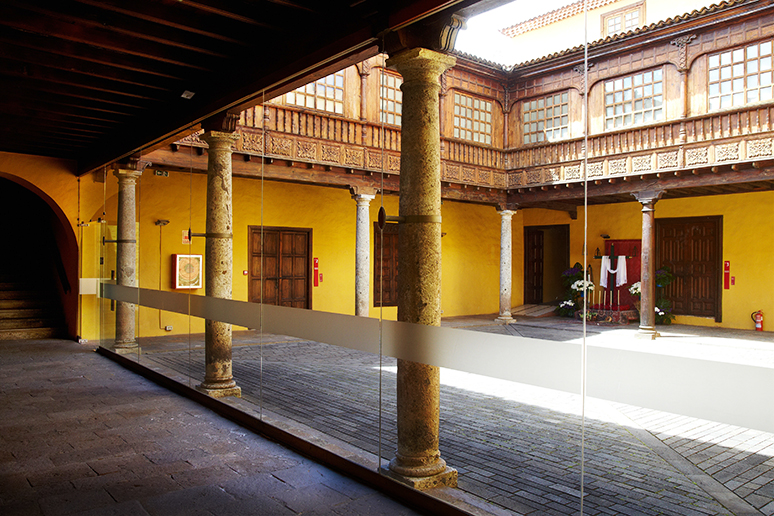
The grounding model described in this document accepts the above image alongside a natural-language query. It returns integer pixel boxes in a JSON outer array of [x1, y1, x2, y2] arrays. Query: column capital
[[112, 168, 144, 183], [386, 48, 456, 84], [497, 209, 515, 219], [351, 193, 375, 205], [633, 189, 665, 207], [201, 130, 240, 150]]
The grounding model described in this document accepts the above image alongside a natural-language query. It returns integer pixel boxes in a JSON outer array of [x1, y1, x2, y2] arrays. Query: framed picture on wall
[[174, 254, 202, 289]]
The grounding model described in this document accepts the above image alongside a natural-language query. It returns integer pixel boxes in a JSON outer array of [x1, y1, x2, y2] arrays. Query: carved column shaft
[[353, 193, 375, 317], [198, 130, 241, 397], [113, 169, 142, 351], [386, 47, 457, 488], [496, 210, 515, 322]]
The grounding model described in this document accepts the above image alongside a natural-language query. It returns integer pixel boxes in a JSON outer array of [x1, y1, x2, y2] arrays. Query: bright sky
[[455, 0, 574, 65]]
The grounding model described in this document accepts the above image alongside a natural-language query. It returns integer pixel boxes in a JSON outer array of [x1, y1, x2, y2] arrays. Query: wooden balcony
[[507, 104, 774, 189], [171, 103, 774, 204]]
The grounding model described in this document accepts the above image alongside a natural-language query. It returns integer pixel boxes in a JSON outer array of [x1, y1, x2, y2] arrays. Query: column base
[[636, 326, 660, 339], [381, 466, 458, 490], [195, 384, 242, 398], [495, 314, 515, 323], [113, 344, 140, 355]]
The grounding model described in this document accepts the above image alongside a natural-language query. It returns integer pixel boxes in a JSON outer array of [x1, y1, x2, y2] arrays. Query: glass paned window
[[380, 73, 402, 126], [604, 69, 663, 129], [709, 40, 774, 111], [453, 93, 493, 145], [286, 71, 345, 115], [603, 5, 642, 36], [522, 92, 570, 144]]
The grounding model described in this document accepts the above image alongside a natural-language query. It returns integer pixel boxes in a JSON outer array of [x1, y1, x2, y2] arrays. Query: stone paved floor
[[0, 339, 427, 516], [138, 318, 774, 516]]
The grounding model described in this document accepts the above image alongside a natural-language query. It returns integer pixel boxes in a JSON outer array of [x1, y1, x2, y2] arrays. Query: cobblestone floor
[[142, 320, 774, 516]]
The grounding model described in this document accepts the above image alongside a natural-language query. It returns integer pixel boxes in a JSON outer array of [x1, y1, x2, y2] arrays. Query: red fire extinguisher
[[751, 310, 763, 331]]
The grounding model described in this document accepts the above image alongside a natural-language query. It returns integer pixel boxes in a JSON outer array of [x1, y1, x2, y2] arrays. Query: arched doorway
[[0, 177, 78, 340]]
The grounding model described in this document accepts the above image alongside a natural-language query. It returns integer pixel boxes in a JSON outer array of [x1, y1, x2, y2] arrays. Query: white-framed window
[[286, 71, 344, 114], [453, 93, 493, 144], [522, 92, 570, 144], [709, 40, 774, 111], [380, 72, 402, 126], [604, 69, 663, 129], [602, 3, 643, 36]]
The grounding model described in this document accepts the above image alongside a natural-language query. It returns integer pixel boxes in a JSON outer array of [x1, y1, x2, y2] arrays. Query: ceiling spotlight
[[181, 90, 195, 99]]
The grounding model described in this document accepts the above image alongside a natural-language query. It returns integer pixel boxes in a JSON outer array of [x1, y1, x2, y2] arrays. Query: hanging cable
[[581, 0, 590, 513]]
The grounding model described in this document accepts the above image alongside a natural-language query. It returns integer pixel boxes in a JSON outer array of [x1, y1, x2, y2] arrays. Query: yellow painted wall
[[567, 193, 774, 330], [440, 201, 501, 317]]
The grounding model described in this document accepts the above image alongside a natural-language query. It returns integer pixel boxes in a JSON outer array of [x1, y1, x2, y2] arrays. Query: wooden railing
[[507, 104, 774, 170], [241, 104, 401, 152]]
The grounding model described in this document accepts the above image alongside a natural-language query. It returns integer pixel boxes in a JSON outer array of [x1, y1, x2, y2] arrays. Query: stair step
[[0, 298, 55, 310], [0, 308, 54, 320], [0, 318, 62, 330], [0, 290, 48, 300], [0, 327, 65, 341]]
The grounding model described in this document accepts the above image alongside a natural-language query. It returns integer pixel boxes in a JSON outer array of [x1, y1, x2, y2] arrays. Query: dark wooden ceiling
[[0, 0, 474, 175]]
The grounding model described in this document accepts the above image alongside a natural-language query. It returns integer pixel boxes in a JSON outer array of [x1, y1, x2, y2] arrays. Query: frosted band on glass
[[102, 284, 774, 434]]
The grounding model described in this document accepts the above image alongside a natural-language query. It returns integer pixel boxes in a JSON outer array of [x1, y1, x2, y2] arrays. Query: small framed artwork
[[174, 254, 202, 289]]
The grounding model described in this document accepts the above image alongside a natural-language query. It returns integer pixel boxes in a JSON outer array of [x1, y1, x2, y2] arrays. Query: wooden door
[[374, 222, 399, 307], [524, 228, 544, 304], [656, 217, 722, 321], [249, 226, 312, 309]]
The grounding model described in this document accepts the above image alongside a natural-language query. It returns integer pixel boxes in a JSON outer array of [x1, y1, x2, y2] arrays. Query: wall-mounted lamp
[[155, 219, 170, 226], [600, 234, 610, 239]]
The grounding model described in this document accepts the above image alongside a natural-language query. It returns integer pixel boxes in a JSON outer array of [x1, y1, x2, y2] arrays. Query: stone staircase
[[0, 275, 65, 340]]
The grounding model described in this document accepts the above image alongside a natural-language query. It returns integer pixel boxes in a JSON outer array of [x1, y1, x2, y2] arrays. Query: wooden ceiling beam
[[6, 1, 238, 59], [0, 5, 216, 71], [0, 58, 169, 99], [71, 0, 257, 44], [0, 30, 190, 81]]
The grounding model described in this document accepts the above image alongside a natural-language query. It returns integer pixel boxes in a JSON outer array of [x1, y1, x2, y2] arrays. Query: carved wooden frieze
[[242, 132, 264, 153], [564, 164, 582, 180], [270, 136, 293, 157], [477, 170, 492, 185], [685, 147, 709, 166], [367, 150, 383, 170], [526, 169, 542, 184], [609, 158, 627, 175], [587, 162, 604, 178], [178, 130, 206, 147], [547, 168, 560, 182], [462, 167, 476, 183], [444, 164, 461, 181], [345, 148, 364, 167], [296, 140, 317, 160], [657, 151, 678, 169], [632, 155, 652, 173], [493, 172, 507, 188], [715, 142, 739, 162], [747, 138, 773, 158], [509, 171, 525, 187], [321, 144, 341, 163], [388, 155, 401, 172]]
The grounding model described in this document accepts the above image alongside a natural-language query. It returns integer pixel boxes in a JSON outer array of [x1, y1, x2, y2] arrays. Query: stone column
[[197, 130, 241, 398], [113, 168, 142, 353], [386, 47, 457, 490], [633, 190, 664, 339], [352, 191, 375, 317], [496, 209, 515, 323]]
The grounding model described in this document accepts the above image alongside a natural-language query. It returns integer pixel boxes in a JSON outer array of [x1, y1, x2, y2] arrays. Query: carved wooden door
[[524, 228, 544, 304], [249, 227, 311, 309], [656, 217, 721, 321]]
